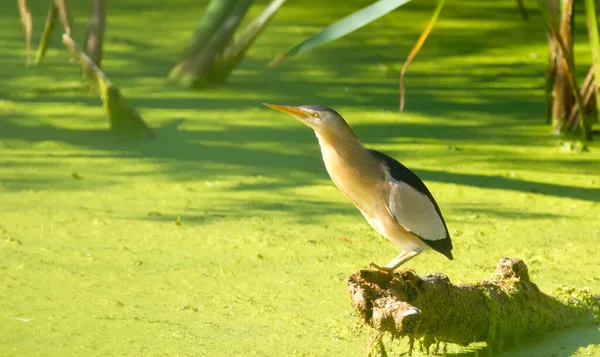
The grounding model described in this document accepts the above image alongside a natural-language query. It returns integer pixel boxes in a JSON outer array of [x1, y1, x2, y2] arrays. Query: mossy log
[[98, 79, 155, 140], [347, 257, 599, 356]]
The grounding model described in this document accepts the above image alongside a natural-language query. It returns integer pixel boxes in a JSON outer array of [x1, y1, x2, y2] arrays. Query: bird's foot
[[369, 261, 396, 273], [369, 262, 411, 291]]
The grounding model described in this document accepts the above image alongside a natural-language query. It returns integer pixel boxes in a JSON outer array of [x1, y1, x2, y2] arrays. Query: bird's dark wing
[[367, 149, 453, 260]]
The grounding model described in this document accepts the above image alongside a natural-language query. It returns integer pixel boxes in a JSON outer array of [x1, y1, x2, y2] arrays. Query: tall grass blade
[[18, 0, 33, 65], [400, 0, 446, 111], [567, 64, 596, 124], [536, 0, 589, 137], [82, 0, 107, 85], [270, 0, 412, 66], [54, 0, 77, 63], [584, 0, 600, 117]]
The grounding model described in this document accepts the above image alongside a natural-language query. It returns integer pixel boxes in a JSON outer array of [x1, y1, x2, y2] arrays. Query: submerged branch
[[62, 34, 110, 83], [537, 0, 589, 136], [35, 3, 59, 65], [62, 34, 155, 140]]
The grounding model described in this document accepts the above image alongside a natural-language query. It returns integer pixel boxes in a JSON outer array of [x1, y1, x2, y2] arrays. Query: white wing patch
[[384, 170, 447, 241]]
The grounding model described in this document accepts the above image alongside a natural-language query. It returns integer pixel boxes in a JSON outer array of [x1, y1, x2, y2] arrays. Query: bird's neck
[[315, 130, 365, 164], [314, 130, 383, 205]]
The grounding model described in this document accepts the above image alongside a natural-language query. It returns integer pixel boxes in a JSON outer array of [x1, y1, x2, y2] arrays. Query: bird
[[263, 103, 453, 272]]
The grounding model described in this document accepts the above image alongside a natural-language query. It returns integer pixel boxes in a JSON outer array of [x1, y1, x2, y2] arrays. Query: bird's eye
[[311, 112, 320, 119]]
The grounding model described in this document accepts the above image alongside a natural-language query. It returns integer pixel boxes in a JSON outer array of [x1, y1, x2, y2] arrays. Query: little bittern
[[264, 103, 453, 272]]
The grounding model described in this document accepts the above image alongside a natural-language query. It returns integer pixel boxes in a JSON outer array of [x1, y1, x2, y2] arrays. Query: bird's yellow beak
[[263, 103, 307, 119]]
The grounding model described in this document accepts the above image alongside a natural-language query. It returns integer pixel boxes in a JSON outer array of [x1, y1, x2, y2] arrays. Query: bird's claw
[[369, 262, 409, 291], [369, 261, 395, 273]]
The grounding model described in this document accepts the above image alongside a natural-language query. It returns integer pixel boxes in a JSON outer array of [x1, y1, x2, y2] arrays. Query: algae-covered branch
[[347, 257, 599, 355]]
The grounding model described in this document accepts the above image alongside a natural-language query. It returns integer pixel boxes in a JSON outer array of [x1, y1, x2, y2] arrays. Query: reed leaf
[[270, 0, 412, 66]]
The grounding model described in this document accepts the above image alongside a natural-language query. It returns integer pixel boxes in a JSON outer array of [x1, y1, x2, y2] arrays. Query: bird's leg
[[369, 248, 422, 273], [369, 251, 408, 272], [386, 248, 422, 270]]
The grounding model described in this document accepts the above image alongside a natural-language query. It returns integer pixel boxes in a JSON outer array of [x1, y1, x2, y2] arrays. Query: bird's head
[[263, 103, 353, 139]]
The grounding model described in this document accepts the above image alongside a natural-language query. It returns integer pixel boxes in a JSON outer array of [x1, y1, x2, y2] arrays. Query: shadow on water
[[443, 326, 600, 357], [133, 197, 360, 227], [1, 107, 599, 203], [415, 169, 600, 203]]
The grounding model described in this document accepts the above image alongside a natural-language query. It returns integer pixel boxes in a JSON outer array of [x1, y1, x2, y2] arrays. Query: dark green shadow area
[[416, 169, 600, 203], [441, 326, 600, 357], [135, 198, 360, 226], [2, 106, 598, 203]]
